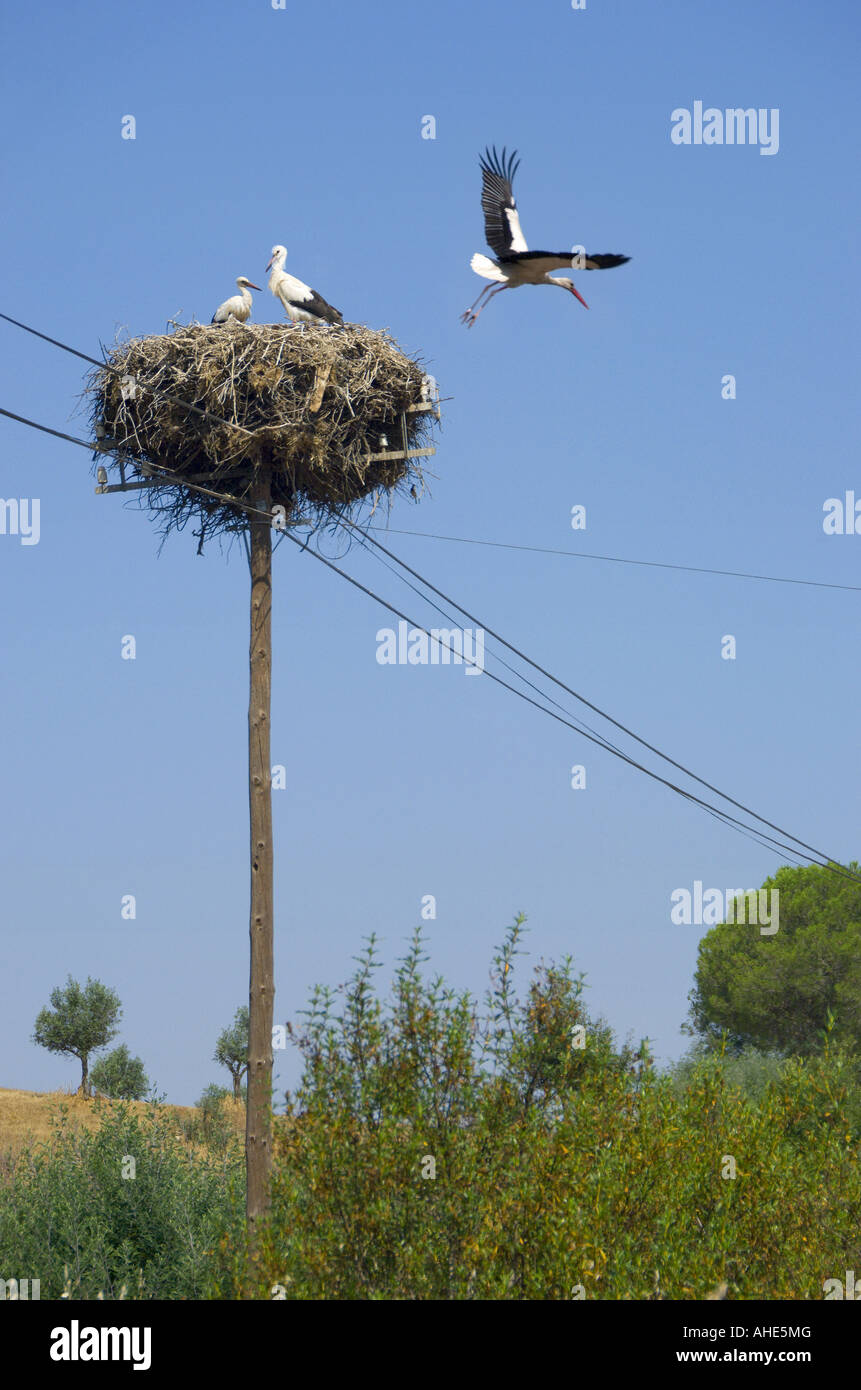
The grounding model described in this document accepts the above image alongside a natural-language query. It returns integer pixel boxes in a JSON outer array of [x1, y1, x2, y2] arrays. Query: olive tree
[[33, 975, 122, 1096], [214, 1006, 249, 1101]]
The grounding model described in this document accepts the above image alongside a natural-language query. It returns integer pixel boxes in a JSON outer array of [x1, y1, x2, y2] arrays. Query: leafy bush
[[207, 919, 861, 1299], [91, 1045, 150, 1101], [0, 1099, 243, 1299], [667, 1043, 787, 1102], [175, 1084, 241, 1154], [7, 917, 860, 1300]]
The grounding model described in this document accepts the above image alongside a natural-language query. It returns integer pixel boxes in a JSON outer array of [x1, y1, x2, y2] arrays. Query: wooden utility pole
[[89, 335, 439, 1287], [246, 477, 274, 1255]]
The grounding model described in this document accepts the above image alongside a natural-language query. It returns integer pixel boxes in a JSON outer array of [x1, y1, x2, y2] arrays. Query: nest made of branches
[[86, 322, 439, 546]]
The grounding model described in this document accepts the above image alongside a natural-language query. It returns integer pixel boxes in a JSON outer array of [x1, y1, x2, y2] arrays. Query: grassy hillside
[[0, 1085, 245, 1161]]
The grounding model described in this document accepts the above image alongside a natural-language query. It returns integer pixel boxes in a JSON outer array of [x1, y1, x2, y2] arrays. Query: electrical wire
[[367, 525, 861, 595], [0, 311, 252, 436], [349, 530, 829, 873], [348, 520, 848, 874], [0, 404, 274, 524], [2, 317, 856, 885], [8, 312, 853, 594], [351, 526, 630, 760], [282, 528, 858, 881]]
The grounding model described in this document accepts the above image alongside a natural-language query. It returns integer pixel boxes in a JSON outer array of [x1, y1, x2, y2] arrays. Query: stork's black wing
[[579, 253, 631, 270], [478, 146, 527, 256], [301, 289, 343, 324]]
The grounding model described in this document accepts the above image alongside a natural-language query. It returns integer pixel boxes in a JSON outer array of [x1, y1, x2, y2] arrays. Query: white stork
[[266, 246, 343, 326], [461, 147, 630, 327], [211, 277, 262, 325]]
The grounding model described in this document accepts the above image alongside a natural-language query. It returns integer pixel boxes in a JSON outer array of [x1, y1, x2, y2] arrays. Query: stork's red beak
[[265, 258, 273, 272], [571, 284, 589, 309], [248, 282, 262, 291]]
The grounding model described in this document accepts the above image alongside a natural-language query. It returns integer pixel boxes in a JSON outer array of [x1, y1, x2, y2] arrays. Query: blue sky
[[1, 0, 859, 1105]]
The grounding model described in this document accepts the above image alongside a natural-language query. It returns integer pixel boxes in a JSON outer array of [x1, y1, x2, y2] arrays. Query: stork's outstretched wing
[[511, 250, 632, 275], [479, 146, 528, 256], [578, 253, 631, 270]]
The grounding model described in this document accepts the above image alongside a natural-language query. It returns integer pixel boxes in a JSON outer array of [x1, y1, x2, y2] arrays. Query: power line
[[6, 313, 852, 598], [0, 403, 274, 525], [347, 520, 852, 877], [0, 397, 630, 766], [349, 531, 835, 873], [352, 527, 633, 761], [0, 405, 102, 452], [284, 528, 858, 880], [0, 311, 252, 437], [3, 335, 856, 884], [3, 394, 854, 880], [368, 526, 861, 595], [7, 309, 850, 592]]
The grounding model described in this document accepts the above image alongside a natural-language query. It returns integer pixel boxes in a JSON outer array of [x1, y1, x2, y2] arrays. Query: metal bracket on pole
[[362, 404, 439, 465]]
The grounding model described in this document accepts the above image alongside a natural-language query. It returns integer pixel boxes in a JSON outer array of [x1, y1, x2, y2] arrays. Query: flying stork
[[266, 246, 343, 326], [461, 147, 630, 327], [211, 277, 262, 325]]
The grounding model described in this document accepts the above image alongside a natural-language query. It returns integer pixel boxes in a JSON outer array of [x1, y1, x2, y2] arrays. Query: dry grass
[[0, 1086, 245, 1163], [86, 321, 439, 547]]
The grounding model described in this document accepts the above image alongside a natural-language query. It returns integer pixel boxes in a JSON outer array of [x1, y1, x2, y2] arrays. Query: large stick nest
[[86, 322, 439, 547]]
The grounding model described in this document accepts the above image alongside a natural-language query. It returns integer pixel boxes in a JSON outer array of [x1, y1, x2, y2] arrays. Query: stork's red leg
[[463, 284, 507, 328], [460, 281, 500, 324]]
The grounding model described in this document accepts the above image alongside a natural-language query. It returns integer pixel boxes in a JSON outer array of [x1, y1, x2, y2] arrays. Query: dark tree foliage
[[685, 862, 861, 1056]]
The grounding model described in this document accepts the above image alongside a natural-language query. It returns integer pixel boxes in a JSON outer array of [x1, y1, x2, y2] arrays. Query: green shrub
[[91, 1045, 150, 1101], [205, 919, 861, 1299], [7, 917, 860, 1300], [0, 1099, 243, 1299], [667, 1043, 786, 1101]]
